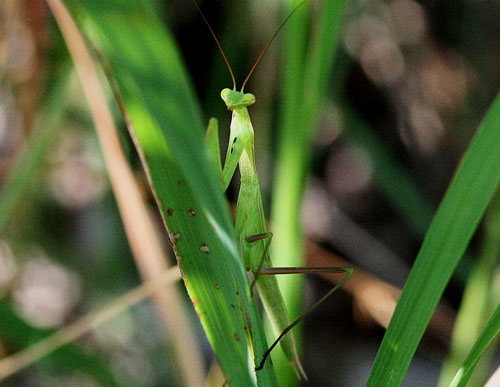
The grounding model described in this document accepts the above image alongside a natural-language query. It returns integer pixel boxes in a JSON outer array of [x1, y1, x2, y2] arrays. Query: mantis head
[[221, 88, 256, 110], [194, 0, 304, 109]]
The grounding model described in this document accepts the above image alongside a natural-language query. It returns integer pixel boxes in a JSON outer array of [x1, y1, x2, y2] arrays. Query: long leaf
[[271, 0, 347, 382], [63, 1, 276, 385], [367, 91, 500, 385]]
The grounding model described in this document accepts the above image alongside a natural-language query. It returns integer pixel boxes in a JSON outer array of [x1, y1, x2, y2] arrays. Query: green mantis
[[197, 0, 353, 380]]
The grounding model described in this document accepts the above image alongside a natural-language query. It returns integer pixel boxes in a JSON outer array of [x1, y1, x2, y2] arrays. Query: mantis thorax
[[221, 88, 255, 110]]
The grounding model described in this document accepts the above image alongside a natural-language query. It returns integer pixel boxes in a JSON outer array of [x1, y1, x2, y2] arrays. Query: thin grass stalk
[[271, 0, 346, 383], [46, 1, 205, 385], [0, 266, 181, 379], [449, 302, 500, 386], [269, 0, 309, 382]]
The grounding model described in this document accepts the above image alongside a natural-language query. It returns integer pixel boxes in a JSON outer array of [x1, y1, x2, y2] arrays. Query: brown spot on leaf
[[188, 209, 196, 217], [234, 333, 240, 341], [199, 244, 210, 254], [166, 208, 174, 216]]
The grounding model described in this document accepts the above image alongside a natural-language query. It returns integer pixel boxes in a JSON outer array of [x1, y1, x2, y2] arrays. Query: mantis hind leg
[[253, 265, 353, 372], [245, 232, 273, 291]]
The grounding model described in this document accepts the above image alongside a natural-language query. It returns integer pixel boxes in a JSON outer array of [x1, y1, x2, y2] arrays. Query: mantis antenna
[[241, 1, 305, 91], [193, 0, 305, 91], [192, 0, 237, 90]]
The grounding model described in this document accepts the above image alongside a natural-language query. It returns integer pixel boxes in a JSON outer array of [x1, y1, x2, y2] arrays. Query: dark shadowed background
[[1, 0, 500, 386]]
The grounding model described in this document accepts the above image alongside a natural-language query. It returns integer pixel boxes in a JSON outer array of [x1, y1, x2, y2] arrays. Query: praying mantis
[[195, 1, 353, 379]]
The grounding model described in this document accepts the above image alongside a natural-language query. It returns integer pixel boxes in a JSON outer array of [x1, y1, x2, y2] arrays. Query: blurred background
[[0, 0, 500, 386]]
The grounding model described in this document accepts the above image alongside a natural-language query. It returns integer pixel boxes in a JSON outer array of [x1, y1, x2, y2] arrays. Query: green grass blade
[[367, 91, 500, 386], [449, 302, 500, 387], [268, 0, 308, 382], [63, 1, 275, 385], [271, 0, 346, 382]]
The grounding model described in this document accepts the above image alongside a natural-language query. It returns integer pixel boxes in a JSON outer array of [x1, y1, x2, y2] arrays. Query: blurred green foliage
[[0, 0, 500, 386]]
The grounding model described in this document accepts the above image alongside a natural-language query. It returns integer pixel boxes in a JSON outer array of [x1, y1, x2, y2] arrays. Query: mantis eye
[[242, 93, 256, 106], [220, 88, 232, 102]]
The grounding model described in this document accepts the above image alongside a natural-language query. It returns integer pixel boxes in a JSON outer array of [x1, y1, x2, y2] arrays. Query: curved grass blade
[[47, 1, 205, 383], [367, 91, 500, 385], [438, 192, 500, 386], [449, 302, 500, 387], [271, 0, 347, 382], [62, 1, 275, 385]]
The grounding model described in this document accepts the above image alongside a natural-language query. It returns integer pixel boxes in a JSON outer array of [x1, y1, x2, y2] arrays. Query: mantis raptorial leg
[[194, 0, 353, 379]]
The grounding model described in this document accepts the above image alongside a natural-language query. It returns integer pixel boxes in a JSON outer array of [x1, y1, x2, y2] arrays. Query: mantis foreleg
[[205, 118, 224, 190]]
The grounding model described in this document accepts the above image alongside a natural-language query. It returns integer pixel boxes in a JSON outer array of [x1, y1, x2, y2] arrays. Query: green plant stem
[[271, 0, 346, 383], [449, 301, 500, 387], [269, 0, 308, 381]]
